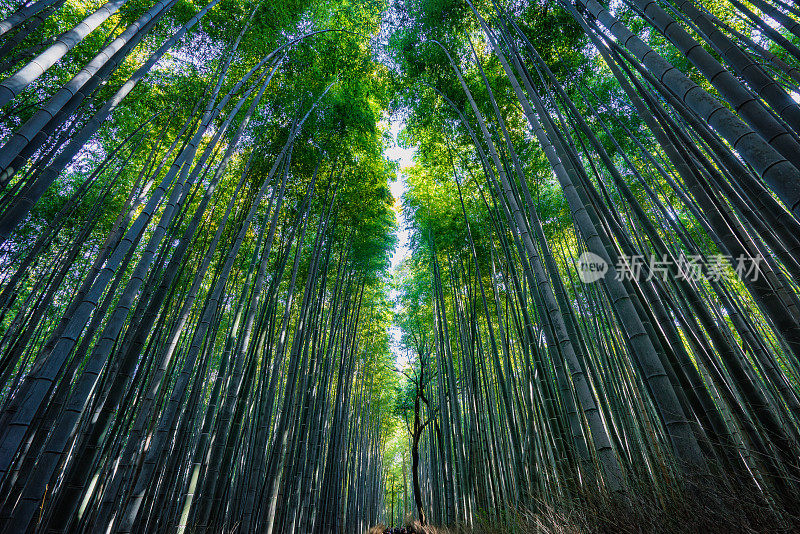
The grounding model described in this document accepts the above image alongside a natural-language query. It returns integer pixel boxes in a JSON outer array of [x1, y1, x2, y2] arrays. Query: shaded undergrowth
[[371, 473, 800, 534]]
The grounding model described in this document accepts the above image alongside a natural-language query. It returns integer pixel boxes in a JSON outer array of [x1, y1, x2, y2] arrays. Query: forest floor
[[367, 492, 800, 534]]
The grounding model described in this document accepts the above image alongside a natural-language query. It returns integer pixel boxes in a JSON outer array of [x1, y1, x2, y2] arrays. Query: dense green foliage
[[1, 0, 800, 531]]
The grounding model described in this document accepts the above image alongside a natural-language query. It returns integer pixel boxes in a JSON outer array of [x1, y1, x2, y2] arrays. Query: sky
[[385, 120, 414, 271], [384, 119, 415, 368]]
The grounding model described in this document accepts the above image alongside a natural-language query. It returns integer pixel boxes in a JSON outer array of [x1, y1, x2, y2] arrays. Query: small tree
[[399, 355, 437, 526], [394, 257, 439, 526]]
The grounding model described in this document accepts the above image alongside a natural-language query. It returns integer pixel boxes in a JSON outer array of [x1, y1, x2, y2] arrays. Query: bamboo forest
[[6, 0, 800, 531]]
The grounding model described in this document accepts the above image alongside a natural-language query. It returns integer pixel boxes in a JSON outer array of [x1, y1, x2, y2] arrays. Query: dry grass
[[487, 480, 800, 533], [370, 474, 800, 534]]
